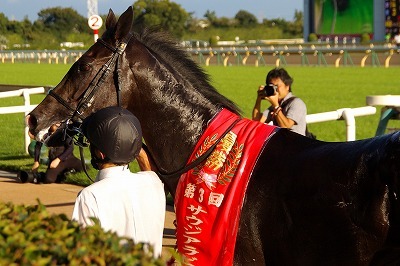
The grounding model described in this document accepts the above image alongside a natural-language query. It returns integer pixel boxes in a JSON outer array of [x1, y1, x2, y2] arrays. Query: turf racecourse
[[1, 63, 400, 178]]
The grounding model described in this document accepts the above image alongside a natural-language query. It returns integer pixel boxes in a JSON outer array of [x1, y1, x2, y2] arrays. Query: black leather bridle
[[46, 34, 133, 182]]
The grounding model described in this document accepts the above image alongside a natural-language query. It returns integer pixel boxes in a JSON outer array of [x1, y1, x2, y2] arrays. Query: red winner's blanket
[[175, 108, 277, 265]]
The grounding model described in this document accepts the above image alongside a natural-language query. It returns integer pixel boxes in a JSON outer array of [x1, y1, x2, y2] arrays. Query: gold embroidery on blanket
[[194, 133, 218, 159], [218, 141, 243, 185], [192, 131, 243, 190]]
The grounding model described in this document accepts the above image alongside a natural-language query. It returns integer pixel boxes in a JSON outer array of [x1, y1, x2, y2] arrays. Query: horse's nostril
[[26, 114, 37, 130]]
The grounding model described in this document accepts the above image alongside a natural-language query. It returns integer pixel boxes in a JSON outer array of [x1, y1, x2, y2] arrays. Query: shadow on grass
[[0, 154, 33, 173], [0, 154, 30, 160]]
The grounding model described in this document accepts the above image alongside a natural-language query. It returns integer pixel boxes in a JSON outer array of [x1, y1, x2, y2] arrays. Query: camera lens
[[264, 84, 276, 97]]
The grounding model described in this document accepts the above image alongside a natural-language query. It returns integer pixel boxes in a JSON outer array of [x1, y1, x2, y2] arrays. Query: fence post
[[23, 90, 32, 153], [341, 108, 356, 141]]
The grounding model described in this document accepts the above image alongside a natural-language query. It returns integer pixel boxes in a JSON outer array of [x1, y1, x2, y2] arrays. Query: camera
[[262, 84, 277, 97]]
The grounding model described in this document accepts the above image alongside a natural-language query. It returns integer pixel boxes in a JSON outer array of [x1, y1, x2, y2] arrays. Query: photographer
[[31, 124, 83, 183], [252, 67, 307, 136]]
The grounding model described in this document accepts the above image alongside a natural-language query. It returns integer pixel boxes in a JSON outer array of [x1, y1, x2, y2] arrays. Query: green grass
[[0, 63, 72, 87], [1, 63, 400, 186]]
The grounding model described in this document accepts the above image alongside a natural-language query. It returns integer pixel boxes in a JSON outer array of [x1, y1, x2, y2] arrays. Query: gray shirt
[[263, 92, 307, 136]]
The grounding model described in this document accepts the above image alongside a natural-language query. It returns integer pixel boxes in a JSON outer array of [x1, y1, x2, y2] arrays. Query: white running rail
[[0, 87, 45, 153], [306, 106, 377, 141]]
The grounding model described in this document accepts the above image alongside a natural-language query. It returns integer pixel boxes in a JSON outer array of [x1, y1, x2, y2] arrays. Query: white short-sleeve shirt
[[72, 166, 166, 257]]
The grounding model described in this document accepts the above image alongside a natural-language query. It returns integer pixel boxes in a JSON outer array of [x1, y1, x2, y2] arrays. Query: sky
[[2, 0, 303, 22]]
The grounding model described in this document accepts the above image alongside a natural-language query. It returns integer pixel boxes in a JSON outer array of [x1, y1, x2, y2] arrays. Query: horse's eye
[[79, 63, 91, 72]]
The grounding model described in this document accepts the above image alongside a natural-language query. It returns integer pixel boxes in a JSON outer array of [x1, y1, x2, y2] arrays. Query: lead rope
[[142, 118, 242, 194], [79, 145, 94, 183]]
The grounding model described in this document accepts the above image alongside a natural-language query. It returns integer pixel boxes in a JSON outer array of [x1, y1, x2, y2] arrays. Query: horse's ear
[[114, 6, 133, 41], [105, 9, 117, 30]]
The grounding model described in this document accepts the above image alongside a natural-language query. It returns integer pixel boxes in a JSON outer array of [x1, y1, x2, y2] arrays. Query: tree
[[21, 17, 34, 41], [263, 10, 303, 38], [263, 18, 289, 31], [204, 10, 218, 25], [235, 10, 258, 27], [287, 10, 303, 37], [6, 20, 24, 35], [0, 13, 9, 33], [37, 7, 88, 39], [0, 35, 8, 49], [132, 0, 189, 38], [204, 10, 236, 28]]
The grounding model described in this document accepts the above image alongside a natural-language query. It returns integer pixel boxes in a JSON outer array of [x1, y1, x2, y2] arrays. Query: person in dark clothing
[[31, 124, 83, 183]]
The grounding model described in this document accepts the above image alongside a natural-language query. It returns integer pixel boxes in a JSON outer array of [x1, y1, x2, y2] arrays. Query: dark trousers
[[44, 156, 83, 183]]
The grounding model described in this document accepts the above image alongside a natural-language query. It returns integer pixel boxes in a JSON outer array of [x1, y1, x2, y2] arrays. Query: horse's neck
[[127, 44, 222, 193], [136, 67, 219, 186], [145, 104, 216, 196]]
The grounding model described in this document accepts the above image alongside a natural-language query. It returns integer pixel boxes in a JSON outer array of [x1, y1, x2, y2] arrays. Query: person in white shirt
[[72, 106, 165, 257]]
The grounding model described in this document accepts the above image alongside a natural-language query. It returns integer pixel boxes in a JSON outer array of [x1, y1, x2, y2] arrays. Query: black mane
[[132, 27, 241, 115]]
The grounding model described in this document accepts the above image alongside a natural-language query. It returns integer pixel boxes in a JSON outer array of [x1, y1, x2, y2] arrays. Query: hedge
[[0, 200, 168, 265]]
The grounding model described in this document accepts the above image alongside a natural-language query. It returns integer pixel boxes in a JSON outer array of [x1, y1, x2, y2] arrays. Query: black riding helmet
[[81, 106, 142, 165]]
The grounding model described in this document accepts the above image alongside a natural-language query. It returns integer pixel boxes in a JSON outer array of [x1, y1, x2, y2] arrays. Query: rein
[[157, 118, 241, 180], [151, 116, 241, 195]]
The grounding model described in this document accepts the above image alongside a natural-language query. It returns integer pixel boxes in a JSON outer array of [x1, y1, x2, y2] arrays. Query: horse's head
[[27, 7, 135, 143], [27, 5, 241, 193]]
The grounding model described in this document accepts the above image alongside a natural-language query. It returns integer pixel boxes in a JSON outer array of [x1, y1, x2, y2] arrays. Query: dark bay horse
[[27, 7, 400, 265]]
